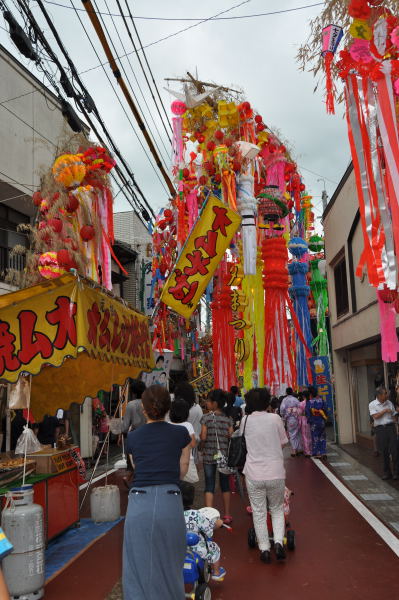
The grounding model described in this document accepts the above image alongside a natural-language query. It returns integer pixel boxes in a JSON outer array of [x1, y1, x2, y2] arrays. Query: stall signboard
[[161, 196, 241, 319], [0, 274, 154, 384], [309, 356, 334, 421], [142, 350, 173, 388]]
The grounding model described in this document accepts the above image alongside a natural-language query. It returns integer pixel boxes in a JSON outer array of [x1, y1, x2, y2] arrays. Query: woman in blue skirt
[[123, 385, 191, 600], [306, 385, 328, 459]]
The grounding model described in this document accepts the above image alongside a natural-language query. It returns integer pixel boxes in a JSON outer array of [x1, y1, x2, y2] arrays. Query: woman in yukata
[[306, 385, 328, 459], [279, 388, 302, 457]]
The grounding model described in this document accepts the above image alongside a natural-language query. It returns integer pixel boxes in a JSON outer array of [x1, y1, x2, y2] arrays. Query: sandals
[[223, 515, 233, 525], [211, 567, 227, 581]]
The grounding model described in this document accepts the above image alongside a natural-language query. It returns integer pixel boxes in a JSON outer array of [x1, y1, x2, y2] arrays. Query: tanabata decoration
[[149, 75, 315, 387], [309, 258, 329, 357], [321, 24, 344, 113], [26, 139, 117, 290], [288, 238, 312, 387]]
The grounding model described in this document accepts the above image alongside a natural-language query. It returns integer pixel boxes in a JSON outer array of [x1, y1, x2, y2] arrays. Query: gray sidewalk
[[325, 443, 399, 536]]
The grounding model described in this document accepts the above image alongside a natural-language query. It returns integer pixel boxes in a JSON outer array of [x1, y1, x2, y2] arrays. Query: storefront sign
[[309, 356, 334, 421], [161, 196, 241, 319], [0, 274, 154, 383]]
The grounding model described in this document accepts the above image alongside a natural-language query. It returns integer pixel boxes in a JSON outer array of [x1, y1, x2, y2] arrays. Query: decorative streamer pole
[[309, 259, 329, 357], [237, 172, 258, 275], [288, 238, 312, 387]]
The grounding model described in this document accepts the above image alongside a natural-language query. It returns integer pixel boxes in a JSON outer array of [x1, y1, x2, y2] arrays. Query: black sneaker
[[382, 473, 392, 480], [274, 543, 286, 560], [260, 550, 271, 563]]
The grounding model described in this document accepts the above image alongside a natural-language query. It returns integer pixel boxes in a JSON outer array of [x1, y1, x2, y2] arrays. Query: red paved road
[[46, 459, 399, 599]]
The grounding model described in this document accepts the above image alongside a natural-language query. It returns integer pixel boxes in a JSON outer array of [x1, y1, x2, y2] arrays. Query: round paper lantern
[[171, 100, 186, 116], [308, 235, 324, 253], [47, 218, 63, 234], [80, 224, 95, 241], [38, 251, 66, 279], [52, 154, 86, 188], [57, 249, 77, 271], [32, 191, 42, 207], [66, 193, 79, 213], [288, 237, 308, 258], [378, 286, 398, 304]]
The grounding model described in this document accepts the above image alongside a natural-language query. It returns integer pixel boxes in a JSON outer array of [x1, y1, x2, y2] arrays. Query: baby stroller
[[247, 487, 295, 551], [183, 531, 212, 600]]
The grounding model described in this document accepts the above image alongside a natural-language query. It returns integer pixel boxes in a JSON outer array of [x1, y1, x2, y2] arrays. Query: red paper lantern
[[182, 168, 190, 178], [57, 249, 77, 271], [80, 224, 95, 241], [198, 175, 208, 186], [214, 173, 222, 184], [256, 123, 265, 132], [254, 115, 263, 123], [207, 141, 216, 152], [242, 101, 251, 111], [215, 130, 224, 141], [348, 0, 371, 19], [197, 135, 205, 144], [378, 286, 398, 304], [163, 208, 173, 221], [32, 191, 42, 207], [48, 218, 63, 233], [66, 194, 79, 213]]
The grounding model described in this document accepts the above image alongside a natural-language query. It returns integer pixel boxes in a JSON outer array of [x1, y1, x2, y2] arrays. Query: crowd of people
[[121, 377, 329, 600]]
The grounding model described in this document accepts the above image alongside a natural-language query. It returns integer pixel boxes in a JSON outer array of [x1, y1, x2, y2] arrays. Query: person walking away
[[240, 388, 288, 563], [306, 386, 328, 459], [123, 385, 191, 600], [298, 390, 312, 457], [122, 379, 146, 487], [200, 389, 233, 525], [174, 381, 203, 442], [224, 392, 242, 430], [280, 388, 302, 456], [369, 386, 398, 480], [169, 399, 198, 483]]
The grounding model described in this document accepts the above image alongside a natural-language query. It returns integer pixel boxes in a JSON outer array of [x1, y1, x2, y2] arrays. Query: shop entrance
[[351, 362, 384, 448]]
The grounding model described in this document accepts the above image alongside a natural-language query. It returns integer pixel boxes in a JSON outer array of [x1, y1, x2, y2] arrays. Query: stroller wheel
[[195, 583, 212, 600], [198, 559, 211, 584], [287, 529, 295, 550], [248, 526, 257, 548]]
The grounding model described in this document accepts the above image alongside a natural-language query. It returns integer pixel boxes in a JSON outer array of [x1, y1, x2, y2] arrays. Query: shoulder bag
[[227, 414, 248, 469]]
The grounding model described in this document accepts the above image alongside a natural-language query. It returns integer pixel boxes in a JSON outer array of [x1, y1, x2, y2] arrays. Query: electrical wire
[[42, 0, 323, 21], [116, 0, 172, 140], [298, 165, 338, 185], [92, 0, 171, 169], [120, 0, 172, 136], [68, 0, 170, 198]]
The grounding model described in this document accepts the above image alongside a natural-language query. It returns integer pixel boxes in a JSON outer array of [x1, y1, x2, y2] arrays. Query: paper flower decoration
[[391, 26, 399, 50], [38, 251, 66, 279], [349, 38, 373, 63], [52, 154, 86, 188]]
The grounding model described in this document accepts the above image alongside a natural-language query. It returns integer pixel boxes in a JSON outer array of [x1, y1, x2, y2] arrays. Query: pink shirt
[[240, 412, 288, 481]]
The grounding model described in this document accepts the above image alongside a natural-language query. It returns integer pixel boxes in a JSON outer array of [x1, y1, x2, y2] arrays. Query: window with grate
[[334, 256, 349, 318]]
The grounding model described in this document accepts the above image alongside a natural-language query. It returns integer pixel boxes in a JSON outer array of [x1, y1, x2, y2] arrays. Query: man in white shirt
[[369, 386, 398, 480]]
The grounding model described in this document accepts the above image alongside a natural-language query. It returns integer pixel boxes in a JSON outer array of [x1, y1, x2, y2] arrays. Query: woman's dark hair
[[230, 385, 238, 395], [308, 386, 318, 398], [142, 385, 171, 420], [270, 397, 280, 411], [179, 481, 195, 510], [245, 387, 271, 413], [174, 382, 196, 409], [286, 387, 294, 396], [208, 389, 227, 410], [129, 379, 146, 400], [226, 392, 235, 408], [169, 398, 189, 424]]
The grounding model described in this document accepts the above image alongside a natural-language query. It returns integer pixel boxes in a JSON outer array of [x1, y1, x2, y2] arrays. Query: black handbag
[[227, 414, 249, 469]]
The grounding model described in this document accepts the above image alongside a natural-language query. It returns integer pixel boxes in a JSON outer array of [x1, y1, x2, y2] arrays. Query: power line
[[91, 0, 171, 169], [43, 0, 324, 21], [298, 165, 338, 185], [81, 0, 176, 196], [67, 0, 169, 201]]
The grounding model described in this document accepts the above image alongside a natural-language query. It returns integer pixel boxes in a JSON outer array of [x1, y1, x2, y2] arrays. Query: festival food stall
[[0, 273, 154, 541]]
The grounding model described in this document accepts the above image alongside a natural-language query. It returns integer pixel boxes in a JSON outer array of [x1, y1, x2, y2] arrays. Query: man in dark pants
[[369, 386, 398, 480]]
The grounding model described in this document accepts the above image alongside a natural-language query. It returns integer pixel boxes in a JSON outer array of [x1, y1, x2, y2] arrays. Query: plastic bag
[[15, 426, 42, 455], [109, 418, 123, 435]]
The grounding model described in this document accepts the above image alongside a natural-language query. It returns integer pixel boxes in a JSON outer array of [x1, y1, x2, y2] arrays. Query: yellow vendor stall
[[0, 273, 154, 540]]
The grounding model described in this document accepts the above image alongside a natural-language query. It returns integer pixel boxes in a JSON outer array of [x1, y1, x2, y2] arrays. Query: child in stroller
[[247, 487, 295, 552], [180, 481, 227, 582]]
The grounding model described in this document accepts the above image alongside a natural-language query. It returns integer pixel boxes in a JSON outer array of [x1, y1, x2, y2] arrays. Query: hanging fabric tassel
[[211, 263, 237, 390], [321, 24, 343, 115], [186, 189, 199, 232], [377, 292, 399, 363], [222, 170, 237, 211], [324, 52, 335, 115], [236, 172, 257, 275], [288, 258, 312, 387], [242, 274, 255, 391], [310, 259, 329, 357], [254, 251, 265, 387]]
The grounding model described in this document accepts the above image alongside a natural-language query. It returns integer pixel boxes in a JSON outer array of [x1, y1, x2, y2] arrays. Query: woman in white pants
[[240, 388, 288, 563]]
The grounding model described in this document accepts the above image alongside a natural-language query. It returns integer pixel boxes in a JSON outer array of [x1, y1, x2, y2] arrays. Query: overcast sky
[[0, 0, 350, 222]]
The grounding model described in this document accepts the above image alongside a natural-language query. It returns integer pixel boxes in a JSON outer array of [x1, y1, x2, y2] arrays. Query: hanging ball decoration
[[57, 249, 77, 272], [308, 235, 324, 253], [163, 208, 173, 222], [47, 218, 63, 234], [66, 193, 80, 213], [52, 154, 86, 188], [171, 100, 187, 116], [288, 237, 308, 258], [32, 191, 42, 207], [378, 286, 398, 304], [80, 224, 95, 242], [38, 251, 66, 279]]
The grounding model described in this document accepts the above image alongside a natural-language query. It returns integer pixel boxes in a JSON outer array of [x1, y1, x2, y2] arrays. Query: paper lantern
[[52, 154, 86, 188], [32, 191, 42, 207], [80, 224, 95, 241], [57, 249, 77, 271], [66, 193, 79, 213], [171, 100, 186, 116], [38, 251, 66, 279], [308, 235, 324, 253], [47, 218, 63, 234]]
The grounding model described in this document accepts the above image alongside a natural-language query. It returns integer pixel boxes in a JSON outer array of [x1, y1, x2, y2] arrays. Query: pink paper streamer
[[377, 294, 399, 362], [172, 117, 184, 166], [186, 189, 199, 231]]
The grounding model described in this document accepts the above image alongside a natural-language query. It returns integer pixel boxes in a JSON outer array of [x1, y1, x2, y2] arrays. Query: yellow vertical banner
[[160, 196, 241, 319]]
